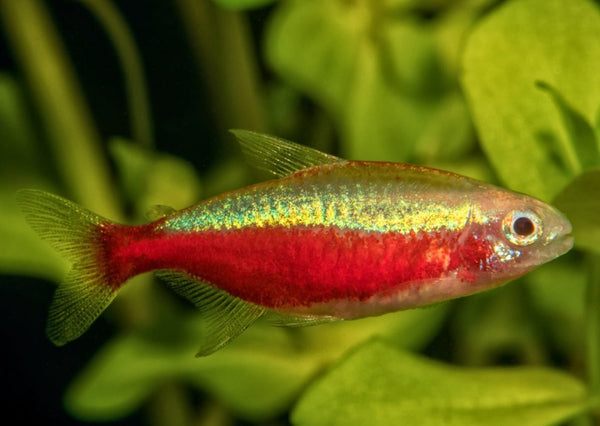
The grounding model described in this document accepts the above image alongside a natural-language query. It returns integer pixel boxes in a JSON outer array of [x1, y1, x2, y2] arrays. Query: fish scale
[[162, 162, 483, 235]]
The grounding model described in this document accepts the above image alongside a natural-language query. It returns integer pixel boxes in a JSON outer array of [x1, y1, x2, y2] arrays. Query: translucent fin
[[156, 271, 265, 356], [16, 189, 118, 346], [145, 204, 176, 221], [266, 312, 340, 327], [230, 129, 344, 178], [47, 268, 117, 345]]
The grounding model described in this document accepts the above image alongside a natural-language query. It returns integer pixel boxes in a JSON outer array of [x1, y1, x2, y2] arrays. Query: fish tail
[[17, 189, 121, 346]]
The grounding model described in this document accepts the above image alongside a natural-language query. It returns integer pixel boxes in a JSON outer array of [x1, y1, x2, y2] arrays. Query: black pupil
[[513, 216, 535, 236]]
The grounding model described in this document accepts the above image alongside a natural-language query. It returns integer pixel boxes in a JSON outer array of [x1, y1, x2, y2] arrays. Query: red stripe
[[103, 224, 494, 309]]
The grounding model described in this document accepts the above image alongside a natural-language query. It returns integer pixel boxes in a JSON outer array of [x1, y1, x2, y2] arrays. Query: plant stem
[[0, 0, 121, 219], [77, 0, 154, 148], [174, 0, 266, 137]]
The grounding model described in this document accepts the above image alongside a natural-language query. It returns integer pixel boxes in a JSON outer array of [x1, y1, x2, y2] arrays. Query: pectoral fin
[[156, 271, 265, 356]]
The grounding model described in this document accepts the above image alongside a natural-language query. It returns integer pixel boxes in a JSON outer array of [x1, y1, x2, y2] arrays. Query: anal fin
[[156, 270, 265, 356]]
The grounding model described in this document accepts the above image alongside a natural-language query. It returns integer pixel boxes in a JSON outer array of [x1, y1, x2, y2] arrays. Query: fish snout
[[544, 217, 573, 254]]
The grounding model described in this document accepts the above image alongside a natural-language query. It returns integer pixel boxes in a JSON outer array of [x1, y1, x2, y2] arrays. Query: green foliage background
[[0, 0, 599, 425]]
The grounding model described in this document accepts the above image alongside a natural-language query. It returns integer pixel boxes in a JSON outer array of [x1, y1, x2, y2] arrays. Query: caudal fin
[[17, 189, 119, 346]]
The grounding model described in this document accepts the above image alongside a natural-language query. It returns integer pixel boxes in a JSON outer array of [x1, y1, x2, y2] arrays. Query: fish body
[[18, 131, 573, 355]]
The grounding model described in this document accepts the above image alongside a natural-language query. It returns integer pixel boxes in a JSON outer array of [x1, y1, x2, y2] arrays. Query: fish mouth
[[548, 220, 574, 256], [556, 234, 574, 255]]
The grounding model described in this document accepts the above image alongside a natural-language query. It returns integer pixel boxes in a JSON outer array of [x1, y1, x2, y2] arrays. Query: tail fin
[[17, 189, 118, 346]]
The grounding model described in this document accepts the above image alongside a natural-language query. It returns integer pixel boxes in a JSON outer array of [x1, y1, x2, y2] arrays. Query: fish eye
[[513, 216, 535, 236], [502, 211, 542, 246]]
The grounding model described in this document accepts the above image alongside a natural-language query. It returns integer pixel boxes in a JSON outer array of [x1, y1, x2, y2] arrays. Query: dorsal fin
[[230, 129, 343, 178]]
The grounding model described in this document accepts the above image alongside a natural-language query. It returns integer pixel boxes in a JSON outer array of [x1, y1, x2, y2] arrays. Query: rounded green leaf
[[292, 340, 589, 426], [64, 306, 447, 421], [265, 0, 459, 162], [461, 0, 600, 200]]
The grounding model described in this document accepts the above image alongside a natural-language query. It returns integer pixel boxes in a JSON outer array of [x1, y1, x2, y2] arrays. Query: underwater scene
[[1, 0, 600, 425]]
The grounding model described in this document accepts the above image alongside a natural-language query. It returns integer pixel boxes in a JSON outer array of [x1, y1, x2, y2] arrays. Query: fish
[[17, 130, 574, 356]]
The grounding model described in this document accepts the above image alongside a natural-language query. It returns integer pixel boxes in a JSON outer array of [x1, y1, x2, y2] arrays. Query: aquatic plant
[[1, 0, 599, 425]]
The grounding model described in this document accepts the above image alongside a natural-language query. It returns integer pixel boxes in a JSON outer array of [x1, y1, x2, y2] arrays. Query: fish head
[[472, 189, 573, 279]]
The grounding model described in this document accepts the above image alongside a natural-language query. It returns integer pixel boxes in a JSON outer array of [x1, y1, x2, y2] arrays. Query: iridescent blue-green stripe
[[159, 163, 490, 235]]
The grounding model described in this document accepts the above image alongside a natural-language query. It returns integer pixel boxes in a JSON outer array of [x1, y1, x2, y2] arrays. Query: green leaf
[[265, 1, 463, 162], [525, 254, 586, 356], [211, 0, 278, 10], [413, 92, 476, 163], [292, 340, 589, 426], [461, 0, 600, 200], [554, 169, 600, 254], [109, 138, 201, 219], [536, 81, 599, 172], [65, 306, 447, 421]]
